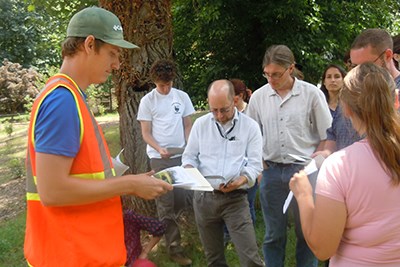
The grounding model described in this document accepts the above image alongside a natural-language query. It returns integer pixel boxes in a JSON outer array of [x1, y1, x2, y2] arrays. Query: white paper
[[172, 182, 195, 188], [111, 148, 130, 177], [283, 158, 318, 214], [282, 191, 294, 214], [288, 153, 311, 162], [153, 166, 213, 191]]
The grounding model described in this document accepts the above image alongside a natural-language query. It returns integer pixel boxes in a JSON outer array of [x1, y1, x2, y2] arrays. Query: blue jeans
[[260, 162, 318, 267], [247, 179, 258, 225]]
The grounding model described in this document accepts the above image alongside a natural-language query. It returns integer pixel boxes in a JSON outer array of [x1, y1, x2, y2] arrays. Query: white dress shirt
[[182, 109, 263, 189]]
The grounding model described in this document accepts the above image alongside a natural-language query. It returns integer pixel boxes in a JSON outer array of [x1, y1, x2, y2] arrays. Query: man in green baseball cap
[[67, 6, 138, 49], [24, 6, 172, 267]]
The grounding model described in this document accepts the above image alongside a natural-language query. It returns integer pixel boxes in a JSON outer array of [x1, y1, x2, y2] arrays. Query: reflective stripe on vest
[[26, 73, 115, 200]]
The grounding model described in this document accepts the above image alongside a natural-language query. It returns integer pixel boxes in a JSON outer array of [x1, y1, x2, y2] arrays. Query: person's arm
[[139, 120, 170, 158], [182, 115, 193, 143], [138, 235, 162, 259], [134, 212, 166, 259], [289, 170, 346, 260], [36, 152, 172, 206], [181, 120, 200, 168], [312, 140, 336, 158]]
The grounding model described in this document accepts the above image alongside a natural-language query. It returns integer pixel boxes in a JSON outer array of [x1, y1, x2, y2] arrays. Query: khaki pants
[[193, 190, 264, 267]]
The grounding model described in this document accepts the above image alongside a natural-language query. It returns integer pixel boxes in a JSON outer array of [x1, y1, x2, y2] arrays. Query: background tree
[[0, 0, 53, 68], [173, 0, 400, 105], [2, 0, 400, 215], [99, 0, 174, 215]]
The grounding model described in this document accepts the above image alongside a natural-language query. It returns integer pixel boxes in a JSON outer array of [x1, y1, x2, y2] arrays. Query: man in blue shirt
[[315, 28, 400, 159]]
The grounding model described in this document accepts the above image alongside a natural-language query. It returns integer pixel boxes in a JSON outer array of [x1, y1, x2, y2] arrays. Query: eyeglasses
[[210, 103, 233, 115], [262, 68, 289, 80], [349, 50, 386, 69]]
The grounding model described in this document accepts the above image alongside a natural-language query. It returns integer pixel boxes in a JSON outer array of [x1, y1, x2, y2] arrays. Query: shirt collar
[[266, 77, 301, 97]]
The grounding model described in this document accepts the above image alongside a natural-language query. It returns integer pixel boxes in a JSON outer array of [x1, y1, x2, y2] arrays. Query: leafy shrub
[[7, 158, 25, 179], [3, 121, 13, 137], [0, 59, 41, 114]]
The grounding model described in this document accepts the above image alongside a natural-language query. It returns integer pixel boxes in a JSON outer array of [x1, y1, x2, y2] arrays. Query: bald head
[[208, 80, 236, 124], [208, 79, 235, 102]]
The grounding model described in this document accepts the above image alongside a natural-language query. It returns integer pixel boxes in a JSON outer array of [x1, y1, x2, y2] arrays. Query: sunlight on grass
[[102, 124, 121, 156], [0, 120, 29, 184]]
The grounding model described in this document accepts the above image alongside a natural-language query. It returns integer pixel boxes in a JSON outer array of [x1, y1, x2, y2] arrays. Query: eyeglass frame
[[210, 102, 234, 115], [262, 66, 290, 80], [348, 49, 387, 69]]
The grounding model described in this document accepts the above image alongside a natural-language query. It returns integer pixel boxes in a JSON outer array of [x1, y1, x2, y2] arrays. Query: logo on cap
[[113, 25, 123, 32]]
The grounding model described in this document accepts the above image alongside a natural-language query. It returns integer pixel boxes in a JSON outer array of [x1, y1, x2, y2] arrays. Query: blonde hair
[[341, 62, 400, 185]]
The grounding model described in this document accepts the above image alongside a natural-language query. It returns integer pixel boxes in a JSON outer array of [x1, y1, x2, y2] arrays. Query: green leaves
[[172, 0, 400, 105]]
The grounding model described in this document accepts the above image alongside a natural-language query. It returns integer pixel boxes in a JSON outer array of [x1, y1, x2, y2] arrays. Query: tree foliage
[[172, 0, 400, 104], [3, 0, 399, 107], [0, 0, 51, 68], [0, 0, 97, 70]]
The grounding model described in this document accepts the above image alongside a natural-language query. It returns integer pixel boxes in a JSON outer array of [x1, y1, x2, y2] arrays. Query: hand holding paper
[[153, 166, 213, 191], [283, 155, 325, 214]]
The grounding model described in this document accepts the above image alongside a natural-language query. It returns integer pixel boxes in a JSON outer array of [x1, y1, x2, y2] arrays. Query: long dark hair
[[320, 64, 347, 103]]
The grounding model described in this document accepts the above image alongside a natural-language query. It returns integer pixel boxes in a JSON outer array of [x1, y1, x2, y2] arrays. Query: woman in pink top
[[289, 62, 400, 267]]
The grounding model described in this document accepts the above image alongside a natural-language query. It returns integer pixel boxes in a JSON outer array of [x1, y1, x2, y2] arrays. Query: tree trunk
[[99, 0, 173, 217]]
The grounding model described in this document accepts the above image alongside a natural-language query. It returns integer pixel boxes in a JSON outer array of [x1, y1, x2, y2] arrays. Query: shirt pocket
[[225, 138, 245, 158], [285, 106, 311, 138]]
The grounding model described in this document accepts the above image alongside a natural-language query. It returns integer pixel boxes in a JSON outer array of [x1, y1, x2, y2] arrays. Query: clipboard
[[166, 147, 185, 155]]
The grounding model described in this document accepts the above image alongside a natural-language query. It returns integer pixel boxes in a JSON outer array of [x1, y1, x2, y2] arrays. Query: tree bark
[[99, 0, 173, 216]]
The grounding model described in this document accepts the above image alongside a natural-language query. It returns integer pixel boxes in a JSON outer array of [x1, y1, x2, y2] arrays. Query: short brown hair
[[351, 28, 393, 55], [61, 37, 105, 58], [149, 59, 177, 82]]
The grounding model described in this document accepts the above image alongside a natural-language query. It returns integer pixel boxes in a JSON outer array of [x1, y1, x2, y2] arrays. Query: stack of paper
[[153, 166, 213, 191]]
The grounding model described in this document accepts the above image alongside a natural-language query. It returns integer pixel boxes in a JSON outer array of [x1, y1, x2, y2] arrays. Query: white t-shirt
[[317, 139, 400, 266], [137, 88, 195, 159]]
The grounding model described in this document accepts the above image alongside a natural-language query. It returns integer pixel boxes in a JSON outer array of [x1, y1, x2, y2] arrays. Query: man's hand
[[218, 175, 248, 193], [158, 147, 171, 159], [127, 171, 173, 199], [311, 150, 331, 159]]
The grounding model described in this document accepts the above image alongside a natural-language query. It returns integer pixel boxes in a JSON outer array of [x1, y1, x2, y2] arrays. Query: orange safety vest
[[25, 74, 126, 267]]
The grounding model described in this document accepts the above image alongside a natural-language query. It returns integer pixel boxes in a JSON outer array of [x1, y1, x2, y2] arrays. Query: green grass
[[0, 112, 325, 266], [0, 212, 26, 266]]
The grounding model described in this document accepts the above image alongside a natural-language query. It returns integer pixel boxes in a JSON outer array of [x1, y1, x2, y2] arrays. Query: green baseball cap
[[67, 6, 139, 49]]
